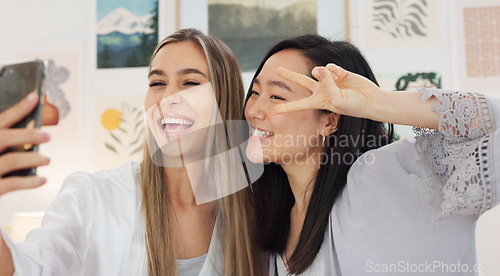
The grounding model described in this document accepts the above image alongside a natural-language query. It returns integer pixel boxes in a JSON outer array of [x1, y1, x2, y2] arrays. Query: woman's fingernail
[[25, 93, 38, 105], [39, 177, 47, 185], [319, 68, 326, 78], [40, 131, 50, 142], [43, 155, 51, 164]]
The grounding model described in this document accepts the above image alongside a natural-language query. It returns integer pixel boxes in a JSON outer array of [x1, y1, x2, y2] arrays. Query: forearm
[[0, 233, 14, 276], [370, 90, 440, 129]]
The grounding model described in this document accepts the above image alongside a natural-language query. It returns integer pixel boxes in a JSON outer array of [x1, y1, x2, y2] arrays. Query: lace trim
[[413, 88, 496, 219]]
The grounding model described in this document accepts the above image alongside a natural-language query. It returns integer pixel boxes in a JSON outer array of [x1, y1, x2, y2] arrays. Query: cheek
[[243, 100, 253, 120], [145, 92, 159, 111], [277, 112, 321, 136], [193, 96, 214, 115]]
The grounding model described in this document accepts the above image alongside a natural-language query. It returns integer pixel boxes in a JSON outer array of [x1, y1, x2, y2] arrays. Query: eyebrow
[[148, 69, 164, 78], [252, 78, 292, 92], [148, 68, 208, 79], [178, 68, 207, 78], [268, 80, 291, 92]]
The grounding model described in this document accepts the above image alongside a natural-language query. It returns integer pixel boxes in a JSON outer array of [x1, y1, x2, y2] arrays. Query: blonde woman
[[1, 28, 259, 275]]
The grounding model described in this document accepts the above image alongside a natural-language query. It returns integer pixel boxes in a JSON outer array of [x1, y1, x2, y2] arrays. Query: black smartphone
[[0, 59, 48, 176]]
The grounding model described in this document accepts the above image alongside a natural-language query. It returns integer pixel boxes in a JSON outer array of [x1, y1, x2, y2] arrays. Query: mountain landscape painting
[[97, 0, 158, 69], [208, 0, 317, 72]]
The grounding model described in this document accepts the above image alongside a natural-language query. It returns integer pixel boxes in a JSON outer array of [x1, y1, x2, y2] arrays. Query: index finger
[[0, 93, 39, 129], [276, 67, 317, 90]]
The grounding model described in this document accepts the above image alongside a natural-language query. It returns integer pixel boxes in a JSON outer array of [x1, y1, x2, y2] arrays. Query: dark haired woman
[[245, 34, 499, 275]]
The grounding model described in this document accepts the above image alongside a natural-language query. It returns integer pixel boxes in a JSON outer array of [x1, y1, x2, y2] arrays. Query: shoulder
[[334, 138, 424, 216], [58, 161, 141, 202], [348, 137, 420, 183]]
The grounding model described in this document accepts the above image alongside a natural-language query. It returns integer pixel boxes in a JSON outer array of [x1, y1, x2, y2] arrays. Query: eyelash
[[149, 81, 165, 87], [183, 80, 200, 86], [250, 91, 285, 101], [148, 80, 200, 88]]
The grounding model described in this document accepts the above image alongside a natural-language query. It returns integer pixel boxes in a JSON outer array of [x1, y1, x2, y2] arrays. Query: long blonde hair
[[141, 28, 259, 275]]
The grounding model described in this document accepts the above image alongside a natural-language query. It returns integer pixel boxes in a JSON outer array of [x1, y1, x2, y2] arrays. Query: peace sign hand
[[275, 63, 382, 120]]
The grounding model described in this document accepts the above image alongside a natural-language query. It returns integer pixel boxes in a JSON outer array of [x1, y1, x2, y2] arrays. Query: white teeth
[[250, 127, 274, 138], [161, 118, 194, 126], [166, 128, 183, 133]]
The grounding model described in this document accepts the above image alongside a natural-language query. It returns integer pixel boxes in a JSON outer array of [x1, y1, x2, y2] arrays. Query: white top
[[177, 254, 207, 276], [2, 162, 224, 275], [272, 89, 500, 275]]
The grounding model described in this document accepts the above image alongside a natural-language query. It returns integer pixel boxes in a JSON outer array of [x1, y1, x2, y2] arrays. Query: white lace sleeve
[[413, 88, 496, 219]]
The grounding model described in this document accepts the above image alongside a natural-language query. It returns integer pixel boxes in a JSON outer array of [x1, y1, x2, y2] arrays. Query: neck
[[162, 166, 198, 206], [280, 154, 320, 212]]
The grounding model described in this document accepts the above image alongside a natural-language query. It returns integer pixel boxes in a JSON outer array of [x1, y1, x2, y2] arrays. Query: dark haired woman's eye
[[271, 95, 285, 100]]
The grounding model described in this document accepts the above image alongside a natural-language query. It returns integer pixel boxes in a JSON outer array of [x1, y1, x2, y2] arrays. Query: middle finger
[[276, 67, 317, 90]]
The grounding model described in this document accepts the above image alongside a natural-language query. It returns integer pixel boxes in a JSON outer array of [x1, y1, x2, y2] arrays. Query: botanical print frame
[[377, 71, 442, 92], [347, 0, 440, 48], [363, 0, 439, 49], [94, 93, 146, 171]]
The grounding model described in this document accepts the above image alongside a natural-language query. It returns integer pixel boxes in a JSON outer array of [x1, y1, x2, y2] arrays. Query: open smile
[[249, 125, 274, 140], [157, 113, 195, 138]]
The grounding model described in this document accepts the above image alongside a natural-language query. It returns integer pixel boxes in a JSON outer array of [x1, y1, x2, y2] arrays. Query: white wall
[[1, 0, 499, 274]]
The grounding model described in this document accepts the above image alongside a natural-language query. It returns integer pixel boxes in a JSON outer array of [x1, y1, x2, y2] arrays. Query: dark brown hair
[[245, 35, 395, 274]]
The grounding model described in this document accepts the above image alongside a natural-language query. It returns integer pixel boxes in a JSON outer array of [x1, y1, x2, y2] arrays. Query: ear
[[319, 112, 340, 136]]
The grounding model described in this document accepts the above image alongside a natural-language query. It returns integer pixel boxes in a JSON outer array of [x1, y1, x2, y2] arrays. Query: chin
[[245, 144, 266, 164]]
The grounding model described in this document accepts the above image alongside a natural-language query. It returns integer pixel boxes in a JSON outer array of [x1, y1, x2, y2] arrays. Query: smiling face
[[244, 49, 329, 165], [145, 40, 217, 159]]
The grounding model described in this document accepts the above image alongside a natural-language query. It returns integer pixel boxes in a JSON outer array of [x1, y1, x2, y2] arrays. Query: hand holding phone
[[0, 59, 53, 196], [0, 93, 51, 196]]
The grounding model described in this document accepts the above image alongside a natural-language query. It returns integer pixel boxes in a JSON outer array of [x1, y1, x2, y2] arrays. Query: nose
[[245, 96, 266, 121], [161, 88, 183, 106]]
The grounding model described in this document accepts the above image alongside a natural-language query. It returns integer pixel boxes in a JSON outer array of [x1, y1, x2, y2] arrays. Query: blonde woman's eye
[[149, 82, 165, 87], [183, 81, 200, 86]]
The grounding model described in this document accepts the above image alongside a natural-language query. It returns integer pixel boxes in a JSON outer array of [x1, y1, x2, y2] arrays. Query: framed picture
[[87, 0, 178, 85], [94, 92, 146, 171], [207, 0, 318, 72], [348, 0, 439, 49], [96, 0, 159, 69], [451, 0, 500, 95], [180, 0, 346, 88], [346, 0, 454, 90]]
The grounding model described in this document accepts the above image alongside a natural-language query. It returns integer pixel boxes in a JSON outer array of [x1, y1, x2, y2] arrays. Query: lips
[[157, 113, 195, 138]]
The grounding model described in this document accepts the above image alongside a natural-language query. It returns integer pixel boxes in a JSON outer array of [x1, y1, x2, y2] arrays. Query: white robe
[[2, 162, 224, 275], [272, 89, 500, 275]]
